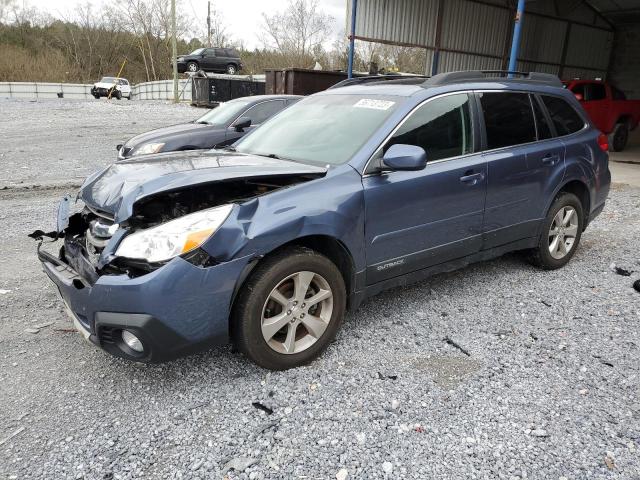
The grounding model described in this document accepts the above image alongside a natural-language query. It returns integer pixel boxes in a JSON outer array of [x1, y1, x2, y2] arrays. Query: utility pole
[[171, 0, 178, 103], [207, 1, 212, 48]]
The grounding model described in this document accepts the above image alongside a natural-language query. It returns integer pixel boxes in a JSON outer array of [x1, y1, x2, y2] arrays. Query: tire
[[226, 64, 237, 75], [609, 122, 629, 152], [93, 94, 100, 99], [187, 61, 199, 73], [528, 192, 584, 270], [232, 246, 346, 370], [115, 90, 122, 100]]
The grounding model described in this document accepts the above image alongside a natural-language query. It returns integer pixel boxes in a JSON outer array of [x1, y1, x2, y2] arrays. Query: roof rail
[[329, 74, 430, 89], [423, 70, 563, 88]]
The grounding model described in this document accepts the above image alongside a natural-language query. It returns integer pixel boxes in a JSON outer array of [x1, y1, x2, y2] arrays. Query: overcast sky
[[30, 0, 347, 49]]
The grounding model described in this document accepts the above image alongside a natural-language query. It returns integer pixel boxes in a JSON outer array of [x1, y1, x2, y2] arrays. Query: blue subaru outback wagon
[[35, 71, 610, 370]]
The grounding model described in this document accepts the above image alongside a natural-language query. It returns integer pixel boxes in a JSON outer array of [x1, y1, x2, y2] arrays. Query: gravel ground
[[0, 99, 639, 480], [0, 99, 199, 188]]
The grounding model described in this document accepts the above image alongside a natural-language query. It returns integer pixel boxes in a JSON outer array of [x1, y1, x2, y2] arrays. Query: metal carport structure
[[346, 0, 640, 96]]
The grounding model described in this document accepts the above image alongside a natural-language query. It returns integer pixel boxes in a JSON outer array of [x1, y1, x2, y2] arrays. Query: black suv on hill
[[177, 48, 243, 75]]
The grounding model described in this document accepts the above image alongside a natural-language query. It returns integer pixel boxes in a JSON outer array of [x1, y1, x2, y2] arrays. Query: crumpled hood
[[123, 122, 216, 152], [79, 150, 327, 222]]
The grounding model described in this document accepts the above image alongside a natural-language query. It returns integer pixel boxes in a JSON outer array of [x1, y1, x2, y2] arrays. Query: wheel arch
[[556, 179, 591, 228], [229, 234, 356, 328]]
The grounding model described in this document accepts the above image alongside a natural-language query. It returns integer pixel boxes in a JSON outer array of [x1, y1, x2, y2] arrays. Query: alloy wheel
[[261, 271, 333, 354], [188, 63, 198, 72], [548, 206, 579, 259]]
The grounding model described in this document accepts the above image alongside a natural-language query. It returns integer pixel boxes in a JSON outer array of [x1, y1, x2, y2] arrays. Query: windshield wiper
[[222, 145, 236, 152], [195, 121, 209, 125]]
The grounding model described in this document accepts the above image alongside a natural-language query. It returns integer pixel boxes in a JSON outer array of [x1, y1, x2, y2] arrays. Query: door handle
[[542, 154, 560, 166], [459, 172, 484, 185]]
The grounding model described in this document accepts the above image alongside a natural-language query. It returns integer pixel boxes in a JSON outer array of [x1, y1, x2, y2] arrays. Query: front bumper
[[38, 247, 252, 362]]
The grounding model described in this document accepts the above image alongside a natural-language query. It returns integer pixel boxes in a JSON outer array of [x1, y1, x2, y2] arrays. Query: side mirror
[[382, 144, 427, 171], [233, 116, 252, 132], [574, 92, 584, 101]]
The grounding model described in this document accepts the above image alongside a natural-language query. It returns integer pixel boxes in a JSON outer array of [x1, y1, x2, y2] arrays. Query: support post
[[171, 0, 178, 103], [347, 0, 358, 79], [207, 1, 212, 48], [431, 0, 445, 76], [508, 0, 526, 77]]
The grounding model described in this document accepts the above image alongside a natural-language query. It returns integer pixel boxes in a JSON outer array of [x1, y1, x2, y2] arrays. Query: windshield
[[196, 99, 251, 127], [235, 94, 401, 165], [100, 77, 116, 83], [190, 48, 204, 55]]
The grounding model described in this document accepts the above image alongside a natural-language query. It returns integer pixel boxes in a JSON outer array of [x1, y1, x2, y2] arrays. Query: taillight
[[597, 133, 608, 152]]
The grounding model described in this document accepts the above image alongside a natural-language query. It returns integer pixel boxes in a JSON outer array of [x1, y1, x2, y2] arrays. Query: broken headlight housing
[[115, 204, 233, 263]]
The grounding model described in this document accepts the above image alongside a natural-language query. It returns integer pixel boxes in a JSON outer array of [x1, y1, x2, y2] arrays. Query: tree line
[[0, 0, 428, 84]]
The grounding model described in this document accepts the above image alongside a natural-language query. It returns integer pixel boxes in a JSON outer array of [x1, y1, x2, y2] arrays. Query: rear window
[[612, 86, 626, 100], [479, 92, 536, 149], [540, 96, 585, 136]]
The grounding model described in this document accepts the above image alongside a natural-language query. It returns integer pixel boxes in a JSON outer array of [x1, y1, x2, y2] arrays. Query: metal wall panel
[[518, 15, 566, 64], [349, 0, 438, 46], [441, 0, 510, 56], [349, 0, 614, 76], [564, 24, 613, 70], [438, 52, 502, 72]]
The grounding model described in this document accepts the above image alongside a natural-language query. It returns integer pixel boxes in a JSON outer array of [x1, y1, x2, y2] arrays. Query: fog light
[[121, 330, 144, 353]]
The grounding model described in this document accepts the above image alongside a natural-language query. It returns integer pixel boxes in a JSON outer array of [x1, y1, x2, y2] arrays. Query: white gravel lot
[[0, 99, 639, 480]]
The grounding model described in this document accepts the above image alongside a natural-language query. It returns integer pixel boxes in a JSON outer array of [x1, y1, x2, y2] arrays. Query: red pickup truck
[[563, 80, 640, 151]]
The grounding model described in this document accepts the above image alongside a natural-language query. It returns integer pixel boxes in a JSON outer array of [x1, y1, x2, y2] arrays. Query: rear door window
[[214, 48, 227, 57], [479, 92, 536, 149], [384, 93, 474, 162], [540, 96, 585, 136], [586, 83, 606, 101]]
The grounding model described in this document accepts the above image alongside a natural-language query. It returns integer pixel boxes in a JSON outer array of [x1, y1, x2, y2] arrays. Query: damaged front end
[[32, 153, 327, 362]]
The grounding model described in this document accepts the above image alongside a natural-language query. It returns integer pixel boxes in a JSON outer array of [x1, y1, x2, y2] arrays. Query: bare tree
[[261, 0, 333, 61]]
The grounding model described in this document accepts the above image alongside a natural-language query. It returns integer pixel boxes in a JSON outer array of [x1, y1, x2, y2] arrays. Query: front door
[[363, 93, 487, 285]]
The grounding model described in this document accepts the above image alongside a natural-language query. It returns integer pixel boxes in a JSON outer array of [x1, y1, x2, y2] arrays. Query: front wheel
[[232, 247, 346, 370], [187, 61, 199, 73], [528, 192, 583, 270]]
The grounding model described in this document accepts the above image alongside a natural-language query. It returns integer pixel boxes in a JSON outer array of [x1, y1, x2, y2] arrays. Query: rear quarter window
[[541, 95, 585, 136]]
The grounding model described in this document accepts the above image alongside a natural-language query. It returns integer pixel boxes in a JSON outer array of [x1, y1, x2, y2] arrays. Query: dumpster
[[265, 69, 349, 96], [191, 75, 266, 107]]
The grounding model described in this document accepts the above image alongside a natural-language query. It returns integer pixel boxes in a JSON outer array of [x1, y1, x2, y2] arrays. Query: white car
[[91, 77, 132, 100]]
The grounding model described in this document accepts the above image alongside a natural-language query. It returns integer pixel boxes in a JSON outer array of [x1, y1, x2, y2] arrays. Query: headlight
[[115, 204, 233, 263], [134, 142, 165, 156]]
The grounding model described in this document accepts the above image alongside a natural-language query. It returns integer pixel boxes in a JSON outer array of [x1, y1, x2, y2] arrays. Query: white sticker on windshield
[[354, 98, 395, 110]]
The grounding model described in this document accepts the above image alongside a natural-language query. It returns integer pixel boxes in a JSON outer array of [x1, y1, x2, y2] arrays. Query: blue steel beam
[[347, 0, 358, 78], [508, 0, 526, 77]]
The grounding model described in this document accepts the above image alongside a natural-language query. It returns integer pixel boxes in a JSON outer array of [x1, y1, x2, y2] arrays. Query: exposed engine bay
[[32, 174, 322, 280]]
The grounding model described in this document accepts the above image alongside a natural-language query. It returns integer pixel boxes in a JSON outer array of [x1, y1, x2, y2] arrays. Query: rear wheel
[[226, 64, 237, 75], [232, 247, 346, 370], [528, 192, 583, 270], [609, 122, 629, 152]]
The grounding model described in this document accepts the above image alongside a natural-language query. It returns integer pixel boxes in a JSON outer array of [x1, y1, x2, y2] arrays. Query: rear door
[[202, 49, 217, 69], [363, 93, 487, 284], [214, 48, 228, 70], [479, 91, 565, 248]]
